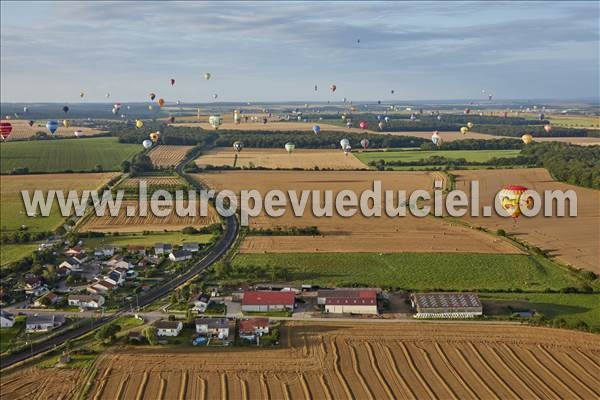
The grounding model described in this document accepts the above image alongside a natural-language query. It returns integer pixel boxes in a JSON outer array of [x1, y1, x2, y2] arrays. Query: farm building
[[241, 291, 295, 313], [411, 293, 483, 318], [153, 320, 183, 336], [318, 289, 379, 315], [25, 314, 65, 333], [183, 242, 200, 252], [68, 294, 105, 309], [169, 250, 193, 262]]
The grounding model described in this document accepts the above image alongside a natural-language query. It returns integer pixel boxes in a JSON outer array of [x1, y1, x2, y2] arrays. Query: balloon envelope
[[74, 130, 83, 137], [135, 120, 144, 128], [62, 106, 69, 113], [149, 93, 156, 100], [0, 122, 12, 140], [544, 124, 552, 133], [521, 134, 533, 144], [460, 126, 469, 135], [312, 125, 321, 135], [467, 122, 474, 129], [142, 139, 153, 149], [284, 142, 295, 154], [330, 84, 336, 92], [233, 141, 243, 153], [360, 138, 369, 149], [209, 115, 222, 129], [46, 120, 59, 135], [170, 78, 175, 85], [63, 119, 70, 128], [498, 185, 532, 219], [359, 121, 368, 129], [158, 98, 165, 107], [204, 73, 211, 80]]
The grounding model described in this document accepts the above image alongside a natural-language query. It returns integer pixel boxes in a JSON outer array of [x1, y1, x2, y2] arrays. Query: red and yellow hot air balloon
[[498, 185, 534, 219], [157, 98, 165, 107], [0, 122, 13, 141], [544, 124, 552, 134]]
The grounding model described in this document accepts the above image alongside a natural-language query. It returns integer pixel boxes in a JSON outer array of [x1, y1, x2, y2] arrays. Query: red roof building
[[318, 289, 379, 315], [241, 291, 295, 312]]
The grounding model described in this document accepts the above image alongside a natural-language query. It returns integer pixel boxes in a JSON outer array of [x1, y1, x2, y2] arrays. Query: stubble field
[[148, 145, 194, 167], [75, 322, 600, 400], [454, 168, 600, 272]]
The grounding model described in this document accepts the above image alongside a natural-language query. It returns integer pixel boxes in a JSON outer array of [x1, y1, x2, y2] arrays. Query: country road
[[0, 148, 240, 370]]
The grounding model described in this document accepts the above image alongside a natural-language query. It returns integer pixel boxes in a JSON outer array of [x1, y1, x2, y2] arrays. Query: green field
[[0, 137, 140, 173], [231, 252, 587, 291], [354, 149, 522, 165], [481, 293, 600, 331], [0, 316, 24, 353], [0, 243, 39, 267], [81, 232, 214, 250]]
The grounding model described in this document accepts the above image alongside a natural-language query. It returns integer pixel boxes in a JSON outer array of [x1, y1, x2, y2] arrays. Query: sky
[[1, 1, 599, 102]]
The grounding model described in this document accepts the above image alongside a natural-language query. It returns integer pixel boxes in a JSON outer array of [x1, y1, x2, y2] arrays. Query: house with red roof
[[239, 318, 270, 341], [241, 291, 295, 313], [318, 288, 379, 315]]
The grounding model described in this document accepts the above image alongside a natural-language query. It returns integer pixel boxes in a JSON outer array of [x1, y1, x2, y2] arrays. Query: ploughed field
[[196, 148, 368, 170], [455, 168, 600, 273], [148, 145, 194, 167], [0, 366, 82, 400], [79, 323, 600, 400], [193, 170, 522, 254]]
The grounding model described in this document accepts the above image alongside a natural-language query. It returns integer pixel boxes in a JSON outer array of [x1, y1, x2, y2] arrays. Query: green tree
[[144, 326, 158, 345], [95, 323, 121, 344]]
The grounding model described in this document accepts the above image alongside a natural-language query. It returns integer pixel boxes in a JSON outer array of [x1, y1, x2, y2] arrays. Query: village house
[[241, 291, 295, 313], [24, 277, 46, 296], [190, 293, 211, 313], [239, 318, 270, 341], [33, 291, 61, 308], [94, 245, 115, 257], [0, 310, 15, 328], [182, 242, 200, 252], [318, 289, 379, 315], [195, 317, 229, 339], [64, 246, 84, 257], [58, 258, 83, 273], [68, 294, 105, 309], [154, 320, 183, 337], [25, 314, 65, 333], [127, 245, 146, 255], [169, 250, 193, 262], [87, 280, 116, 294], [137, 256, 160, 268], [154, 243, 172, 255], [104, 269, 126, 286]]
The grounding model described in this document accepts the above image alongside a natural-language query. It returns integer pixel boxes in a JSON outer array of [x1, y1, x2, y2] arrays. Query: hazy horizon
[[2, 1, 599, 103]]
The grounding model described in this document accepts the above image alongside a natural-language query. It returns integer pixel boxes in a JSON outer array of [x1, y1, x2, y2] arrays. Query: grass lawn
[[354, 149, 522, 165], [0, 243, 39, 267], [81, 232, 214, 250], [480, 292, 600, 331], [231, 253, 587, 292], [38, 353, 97, 369], [0, 316, 25, 353], [0, 137, 140, 173]]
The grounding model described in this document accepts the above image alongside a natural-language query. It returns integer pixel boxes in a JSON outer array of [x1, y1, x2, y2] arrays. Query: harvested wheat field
[[193, 170, 521, 254], [119, 176, 183, 188], [0, 119, 104, 140], [196, 148, 368, 170], [85, 322, 600, 400], [455, 168, 600, 272], [79, 200, 220, 232], [148, 145, 194, 167], [0, 366, 81, 399]]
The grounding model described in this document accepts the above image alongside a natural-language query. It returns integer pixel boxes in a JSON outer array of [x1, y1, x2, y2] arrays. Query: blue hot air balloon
[[312, 125, 321, 135], [46, 120, 59, 135]]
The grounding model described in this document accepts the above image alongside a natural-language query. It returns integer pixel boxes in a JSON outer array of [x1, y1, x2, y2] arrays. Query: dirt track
[[193, 170, 522, 254], [81, 323, 600, 400], [455, 168, 600, 272], [196, 148, 368, 170]]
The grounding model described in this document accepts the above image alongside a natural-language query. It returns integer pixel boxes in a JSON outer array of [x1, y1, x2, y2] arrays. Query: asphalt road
[[0, 150, 239, 369]]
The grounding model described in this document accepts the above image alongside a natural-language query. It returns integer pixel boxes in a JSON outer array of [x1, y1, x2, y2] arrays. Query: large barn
[[411, 293, 482, 318], [318, 288, 379, 315]]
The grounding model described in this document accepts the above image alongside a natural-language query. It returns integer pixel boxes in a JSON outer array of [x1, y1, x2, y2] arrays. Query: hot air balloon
[[209, 115, 222, 129], [28, 120, 35, 127], [521, 134, 533, 144], [360, 138, 369, 149], [312, 125, 321, 135], [390, 89, 395, 94], [384, 116, 390, 123], [359, 121, 368, 129], [460, 126, 469, 135], [149, 132, 159, 142], [498, 185, 533, 219], [169, 116, 176, 123], [488, 94, 493, 101], [538, 113, 545, 121], [343, 145, 352, 155], [233, 141, 243, 153], [148, 105, 153, 111], [204, 73, 211, 80], [62, 106, 69, 113], [346, 120, 353, 128], [46, 120, 59, 136], [149, 93, 156, 101], [544, 124, 552, 134], [410, 114, 416, 121], [170, 78, 175, 86], [213, 93, 218, 99], [378, 122, 385, 131], [63, 119, 71, 128], [314, 85, 318, 91], [431, 131, 442, 146], [80, 92, 85, 98], [142, 139, 153, 149], [0, 122, 12, 141], [233, 110, 241, 124], [157, 98, 165, 107], [330, 84, 336, 92], [105, 92, 110, 98], [464, 108, 470, 114], [284, 142, 295, 154], [467, 122, 474, 129], [23, 106, 28, 113], [340, 138, 350, 150], [135, 119, 144, 129]]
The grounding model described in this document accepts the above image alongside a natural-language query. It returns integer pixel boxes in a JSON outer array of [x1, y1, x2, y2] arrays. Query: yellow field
[[119, 176, 183, 188], [0, 119, 104, 140], [79, 200, 220, 232], [455, 168, 600, 272], [193, 170, 521, 254], [148, 145, 194, 167], [14, 322, 595, 400], [196, 148, 368, 170]]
